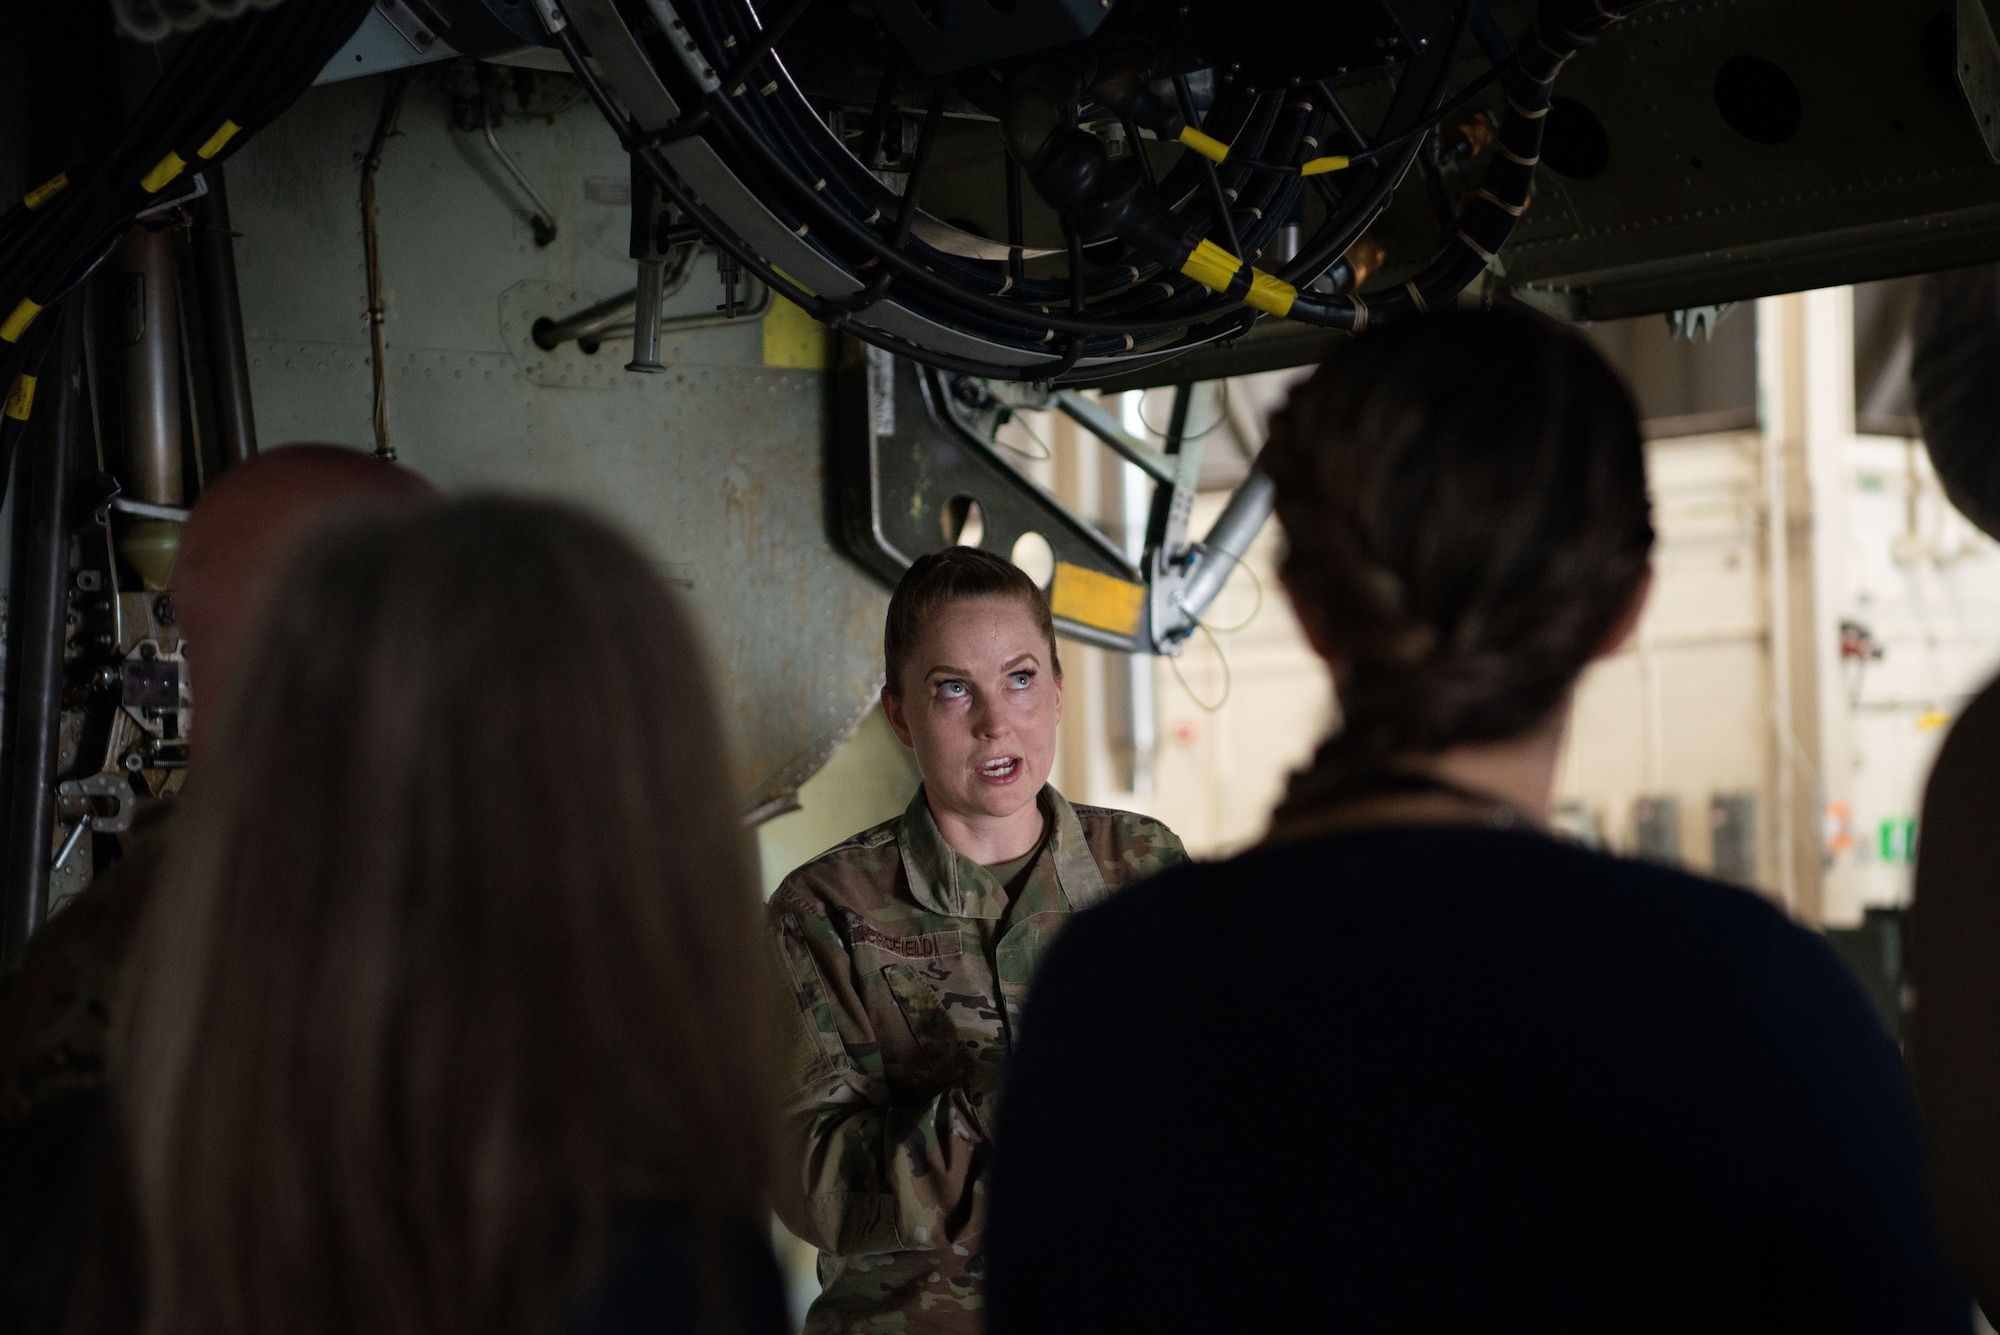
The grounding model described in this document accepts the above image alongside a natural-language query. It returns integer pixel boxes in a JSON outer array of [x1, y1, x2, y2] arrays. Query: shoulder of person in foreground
[[992, 833, 1973, 1334], [1910, 673, 2000, 1318], [1066, 800, 1188, 885]]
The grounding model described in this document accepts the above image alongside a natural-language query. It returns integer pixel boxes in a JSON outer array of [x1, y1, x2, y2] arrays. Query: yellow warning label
[[762, 295, 832, 370], [4, 374, 34, 422], [1049, 561, 1145, 636]]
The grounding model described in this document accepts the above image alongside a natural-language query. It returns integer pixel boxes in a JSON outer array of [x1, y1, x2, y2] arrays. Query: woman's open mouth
[[975, 755, 1022, 785]]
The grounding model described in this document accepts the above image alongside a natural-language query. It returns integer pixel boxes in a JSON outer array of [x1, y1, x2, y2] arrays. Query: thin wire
[[361, 73, 406, 460], [1168, 620, 1233, 713], [1174, 73, 1244, 259], [1138, 379, 1230, 443], [996, 411, 1053, 462], [1191, 546, 1265, 634], [1227, 58, 1516, 177]]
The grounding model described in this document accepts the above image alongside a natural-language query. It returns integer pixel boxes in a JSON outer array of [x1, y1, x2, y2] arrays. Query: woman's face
[[882, 596, 1062, 829]]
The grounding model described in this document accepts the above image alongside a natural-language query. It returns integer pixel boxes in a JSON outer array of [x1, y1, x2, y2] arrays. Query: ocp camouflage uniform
[[768, 784, 1185, 1335], [0, 807, 172, 1129]]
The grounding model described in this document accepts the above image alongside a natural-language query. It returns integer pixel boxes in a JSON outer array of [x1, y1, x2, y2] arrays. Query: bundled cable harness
[[546, 0, 1653, 380], [0, 0, 373, 477]]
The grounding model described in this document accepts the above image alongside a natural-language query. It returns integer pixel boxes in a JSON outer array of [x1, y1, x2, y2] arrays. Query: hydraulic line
[[189, 172, 259, 465]]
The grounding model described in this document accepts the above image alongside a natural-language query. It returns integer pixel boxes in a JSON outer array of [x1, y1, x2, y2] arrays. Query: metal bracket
[[1961, 0, 2000, 161], [55, 773, 136, 835], [837, 348, 1275, 655], [377, 0, 442, 55], [1666, 302, 1737, 342]]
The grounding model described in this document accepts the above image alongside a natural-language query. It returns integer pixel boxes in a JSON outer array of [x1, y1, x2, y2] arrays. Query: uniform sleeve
[[1757, 917, 1974, 1332], [766, 897, 998, 1258]]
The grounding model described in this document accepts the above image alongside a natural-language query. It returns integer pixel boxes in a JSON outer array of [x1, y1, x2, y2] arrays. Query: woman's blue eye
[[938, 679, 967, 698], [1009, 672, 1033, 689]]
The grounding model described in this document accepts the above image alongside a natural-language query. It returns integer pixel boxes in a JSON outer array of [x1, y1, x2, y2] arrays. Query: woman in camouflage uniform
[[768, 546, 1186, 1335]]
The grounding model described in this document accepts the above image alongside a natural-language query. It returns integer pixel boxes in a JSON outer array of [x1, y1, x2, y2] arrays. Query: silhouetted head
[[879, 546, 1064, 831], [1263, 307, 1654, 820], [174, 444, 436, 713], [124, 498, 775, 1335]]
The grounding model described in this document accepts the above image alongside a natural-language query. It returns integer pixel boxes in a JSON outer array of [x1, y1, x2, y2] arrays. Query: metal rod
[[536, 255, 764, 350], [535, 289, 639, 349], [189, 169, 258, 466], [52, 813, 90, 873], [1, 303, 82, 955], [574, 282, 776, 340], [1053, 390, 1177, 485], [109, 495, 192, 522], [1174, 464, 1274, 625], [626, 256, 668, 373], [1144, 381, 1198, 553], [482, 106, 558, 244], [116, 224, 183, 507]]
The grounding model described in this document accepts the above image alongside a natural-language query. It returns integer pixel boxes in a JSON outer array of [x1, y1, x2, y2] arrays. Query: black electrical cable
[[556, 19, 1113, 379], [671, 0, 1284, 340], [0, 0, 372, 364], [564, 0, 1628, 369]]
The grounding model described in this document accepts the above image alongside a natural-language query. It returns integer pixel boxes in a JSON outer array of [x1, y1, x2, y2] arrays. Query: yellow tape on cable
[[4, 375, 35, 422], [1177, 126, 1230, 164], [1049, 561, 1146, 637], [1245, 268, 1297, 317], [1299, 155, 1351, 176], [0, 298, 41, 343], [1180, 238, 1242, 294], [141, 152, 186, 193], [197, 120, 241, 159], [23, 173, 66, 210]]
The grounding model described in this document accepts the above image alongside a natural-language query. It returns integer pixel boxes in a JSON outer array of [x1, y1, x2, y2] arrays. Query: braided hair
[[1263, 307, 1655, 823]]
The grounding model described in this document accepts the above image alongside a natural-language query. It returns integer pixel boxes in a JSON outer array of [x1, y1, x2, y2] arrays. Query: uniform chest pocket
[[880, 962, 985, 1088]]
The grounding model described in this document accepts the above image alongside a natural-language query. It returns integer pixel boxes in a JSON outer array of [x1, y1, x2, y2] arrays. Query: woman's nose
[[971, 698, 1008, 738]]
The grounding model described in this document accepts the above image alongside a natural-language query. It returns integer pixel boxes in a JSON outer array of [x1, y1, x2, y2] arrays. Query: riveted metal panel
[[224, 71, 883, 813]]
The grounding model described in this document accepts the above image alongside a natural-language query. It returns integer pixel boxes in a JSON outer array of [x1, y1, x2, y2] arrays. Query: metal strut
[[838, 348, 1271, 655]]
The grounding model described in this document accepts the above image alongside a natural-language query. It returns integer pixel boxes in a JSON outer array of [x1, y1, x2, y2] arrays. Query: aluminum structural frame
[[837, 347, 1271, 655]]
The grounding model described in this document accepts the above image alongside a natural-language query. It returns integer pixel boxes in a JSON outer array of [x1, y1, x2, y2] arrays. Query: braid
[[1265, 309, 1654, 825]]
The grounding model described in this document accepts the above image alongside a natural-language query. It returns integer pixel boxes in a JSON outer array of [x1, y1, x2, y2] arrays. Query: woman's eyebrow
[[926, 664, 971, 679], [1003, 653, 1040, 670]]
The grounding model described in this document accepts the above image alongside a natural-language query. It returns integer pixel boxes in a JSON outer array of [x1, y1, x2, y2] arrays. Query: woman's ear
[[880, 685, 916, 748], [1594, 566, 1654, 660]]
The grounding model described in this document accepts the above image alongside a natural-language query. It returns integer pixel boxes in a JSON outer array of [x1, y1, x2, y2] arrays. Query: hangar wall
[[758, 291, 2000, 939]]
